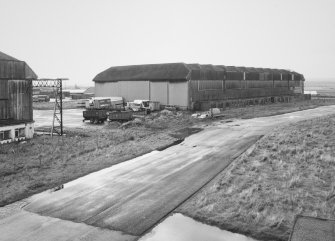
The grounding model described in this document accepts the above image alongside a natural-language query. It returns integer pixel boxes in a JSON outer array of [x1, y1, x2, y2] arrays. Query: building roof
[[84, 87, 95, 94], [93, 63, 304, 82], [0, 51, 19, 61], [94, 63, 190, 82], [0, 51, 38, 80]]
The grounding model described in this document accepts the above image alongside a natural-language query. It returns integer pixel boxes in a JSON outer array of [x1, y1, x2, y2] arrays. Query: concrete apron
[[1, 105, 335, 240]]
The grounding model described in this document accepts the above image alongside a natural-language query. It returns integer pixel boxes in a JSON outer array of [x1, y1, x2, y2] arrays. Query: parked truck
[[85, 97, 123, 109], [83, 109, 109, 124], [83, 97, 124, 124], [33, 95, 50, 102], [126, 100, 160, 114], [107, 110, 133, 123]]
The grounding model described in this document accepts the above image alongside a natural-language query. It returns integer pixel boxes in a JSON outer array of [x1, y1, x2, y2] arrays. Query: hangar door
[[95, 82, 120, 97], [150, 82, 168, 105], [119, 81, 149, 101], [168, 81, 188, 108]]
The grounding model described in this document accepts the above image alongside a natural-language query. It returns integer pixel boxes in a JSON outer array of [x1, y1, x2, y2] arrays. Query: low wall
[[0, 122, 34, 144]]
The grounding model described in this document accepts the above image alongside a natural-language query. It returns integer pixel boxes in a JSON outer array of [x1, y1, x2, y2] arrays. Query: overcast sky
[[0, 0, 334, 86]]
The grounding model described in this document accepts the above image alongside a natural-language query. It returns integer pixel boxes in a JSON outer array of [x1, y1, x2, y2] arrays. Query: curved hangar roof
[[93, 63, 304, 82], [0, 51, 37, 80]]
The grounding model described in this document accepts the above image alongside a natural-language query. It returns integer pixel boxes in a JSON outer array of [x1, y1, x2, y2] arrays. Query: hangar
[[0, 51, 37, 143], [93, 63, 304, 110]]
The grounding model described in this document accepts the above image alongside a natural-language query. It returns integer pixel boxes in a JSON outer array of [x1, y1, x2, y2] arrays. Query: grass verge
[[178, 114, 335, 241]]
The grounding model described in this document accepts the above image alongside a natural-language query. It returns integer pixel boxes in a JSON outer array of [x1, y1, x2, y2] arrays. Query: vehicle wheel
[[90, 118, 94, 124], [94, 119, 99, 124]]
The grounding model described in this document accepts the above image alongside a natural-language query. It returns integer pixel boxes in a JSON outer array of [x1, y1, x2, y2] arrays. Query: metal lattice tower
[[32, 78, 68, 136]]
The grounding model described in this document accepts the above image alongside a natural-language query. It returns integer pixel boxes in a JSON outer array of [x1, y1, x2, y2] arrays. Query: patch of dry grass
[[178, 115, 335, 241]]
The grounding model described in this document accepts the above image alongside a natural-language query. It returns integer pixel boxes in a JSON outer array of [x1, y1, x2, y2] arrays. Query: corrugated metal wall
[[0, 80, 32, 121], [190, 77, 303, 104], [0, 60, 26, 80], [0, 80, 9, 119], [0, 100, 8, 119], [8, 80, 33, 121], [0, 80, 8, 98]]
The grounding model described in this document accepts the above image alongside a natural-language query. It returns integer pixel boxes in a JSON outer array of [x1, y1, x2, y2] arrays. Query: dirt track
[[34, 109, 86, 128], [1, 106, 335, 241]]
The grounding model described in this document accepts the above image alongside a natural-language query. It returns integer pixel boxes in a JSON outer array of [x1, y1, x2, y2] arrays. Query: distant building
[[84, 87, 95, 96], [304, 90, 317, 96], [93, 63, 305, 110], [68, 89, 86, 99], [0, 51, 37, 144], [33, 87, 41, 95], [60, 87, 94, 100], [63, 88, 94, 100]]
